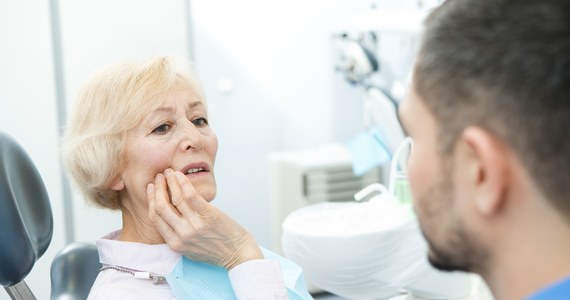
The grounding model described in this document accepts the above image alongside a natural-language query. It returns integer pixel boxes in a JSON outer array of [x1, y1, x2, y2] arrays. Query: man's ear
[[459, 126, 509, 217], [109, 176, 125, 191]]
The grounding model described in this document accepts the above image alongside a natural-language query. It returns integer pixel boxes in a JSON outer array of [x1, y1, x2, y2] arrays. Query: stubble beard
[[416, 161, 488, 275]]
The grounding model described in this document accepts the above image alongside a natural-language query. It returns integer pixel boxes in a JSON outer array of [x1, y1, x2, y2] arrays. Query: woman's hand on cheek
[[147, 169, 263, 270]]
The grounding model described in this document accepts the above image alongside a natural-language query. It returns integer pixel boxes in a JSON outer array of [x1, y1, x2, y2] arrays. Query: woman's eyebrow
[[147, 101, 203, 118], [144, 107, 174, 122], [152, 107, 174, 114], [188, 101, 203, 110]]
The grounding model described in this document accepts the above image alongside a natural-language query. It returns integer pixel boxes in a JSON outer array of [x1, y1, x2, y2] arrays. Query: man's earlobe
[[461, 127, 508, 217]]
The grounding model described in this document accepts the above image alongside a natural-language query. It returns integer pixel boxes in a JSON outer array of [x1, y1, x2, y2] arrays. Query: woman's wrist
[[224, 235, 264, 270]]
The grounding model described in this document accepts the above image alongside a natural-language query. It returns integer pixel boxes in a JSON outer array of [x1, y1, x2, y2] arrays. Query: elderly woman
[[62, 57, 310, 299]]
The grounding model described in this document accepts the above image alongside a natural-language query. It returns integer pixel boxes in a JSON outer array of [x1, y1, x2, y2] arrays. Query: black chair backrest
[[0, 131, 53, 287], [50, 242, 100, 300]]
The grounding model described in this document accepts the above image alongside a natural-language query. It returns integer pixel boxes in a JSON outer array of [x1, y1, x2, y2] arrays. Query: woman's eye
[[192, 117, 208, 127], [152, 123, 171, 134]]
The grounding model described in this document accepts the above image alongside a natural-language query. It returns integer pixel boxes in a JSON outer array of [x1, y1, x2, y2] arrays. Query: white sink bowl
[[281, 195, 472, 300]]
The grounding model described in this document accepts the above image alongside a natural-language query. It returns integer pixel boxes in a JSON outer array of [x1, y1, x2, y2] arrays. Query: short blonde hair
[[62, 56, 205, 210]]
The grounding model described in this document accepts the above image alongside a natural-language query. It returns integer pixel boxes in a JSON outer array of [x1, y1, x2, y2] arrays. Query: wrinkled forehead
[[129, 75, 206, 126]]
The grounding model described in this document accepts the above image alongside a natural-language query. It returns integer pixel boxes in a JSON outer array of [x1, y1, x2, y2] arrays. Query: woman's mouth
[[186, 167, 206, 174], [180, 162, 211, 178]]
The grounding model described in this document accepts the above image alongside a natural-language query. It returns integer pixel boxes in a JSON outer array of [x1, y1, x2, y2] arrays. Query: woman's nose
[[179, 120, 205, 151]]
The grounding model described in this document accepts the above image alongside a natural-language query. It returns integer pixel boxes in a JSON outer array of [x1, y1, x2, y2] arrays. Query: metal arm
[[5, 281, 36, 300]]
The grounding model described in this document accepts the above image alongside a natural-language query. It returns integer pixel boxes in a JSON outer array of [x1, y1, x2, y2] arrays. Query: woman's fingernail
[[165, 168, 173, 176], [147, 183, 154, 192]]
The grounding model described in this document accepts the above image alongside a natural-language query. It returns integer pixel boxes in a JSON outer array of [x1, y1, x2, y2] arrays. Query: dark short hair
[[414, 0, 570, 215]]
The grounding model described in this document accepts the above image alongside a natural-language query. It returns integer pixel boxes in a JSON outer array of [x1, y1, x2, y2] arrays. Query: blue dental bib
[[165, 247, 313, 300]]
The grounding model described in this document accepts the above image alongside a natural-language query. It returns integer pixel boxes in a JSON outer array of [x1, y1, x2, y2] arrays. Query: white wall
[[191, 0, 372, 249]]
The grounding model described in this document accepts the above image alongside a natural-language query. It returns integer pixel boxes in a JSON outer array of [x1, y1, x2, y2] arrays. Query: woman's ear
[[109, 176, 125, 191], [460, 126, 509, 217]]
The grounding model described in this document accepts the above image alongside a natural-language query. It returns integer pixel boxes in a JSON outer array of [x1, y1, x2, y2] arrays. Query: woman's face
[[113, 81, 218, 207]]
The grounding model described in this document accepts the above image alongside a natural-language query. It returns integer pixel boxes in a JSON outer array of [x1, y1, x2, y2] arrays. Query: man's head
[[400, 0, 570, 274]]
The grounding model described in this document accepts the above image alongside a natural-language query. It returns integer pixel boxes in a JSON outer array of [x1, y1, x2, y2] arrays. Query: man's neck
[[483, 213, 570, 300]]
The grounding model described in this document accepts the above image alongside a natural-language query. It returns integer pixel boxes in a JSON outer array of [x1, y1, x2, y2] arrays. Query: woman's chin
[[196, 186, 216, 203]]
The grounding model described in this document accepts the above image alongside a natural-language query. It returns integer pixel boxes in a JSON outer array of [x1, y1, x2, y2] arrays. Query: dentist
[[399, 0, 570, 299]]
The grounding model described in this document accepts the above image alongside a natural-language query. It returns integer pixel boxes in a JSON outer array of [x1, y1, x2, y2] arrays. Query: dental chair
[[0, 131, 100, 300]]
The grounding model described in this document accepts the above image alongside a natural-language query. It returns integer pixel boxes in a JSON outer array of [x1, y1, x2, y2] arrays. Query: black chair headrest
[[0, 131, 53, 287]]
